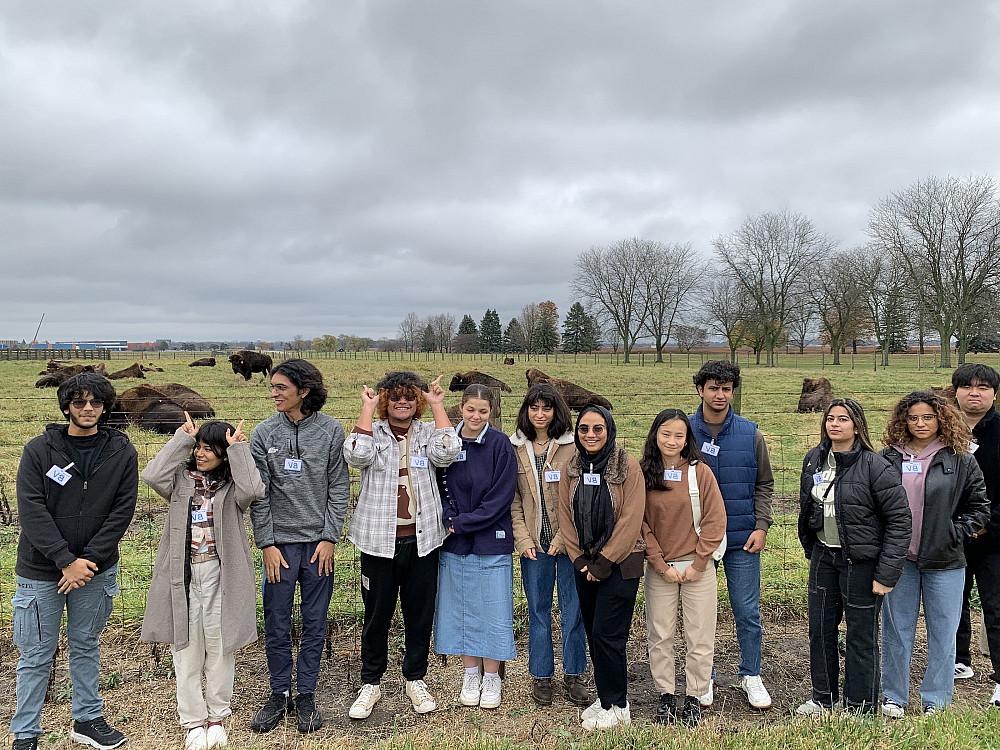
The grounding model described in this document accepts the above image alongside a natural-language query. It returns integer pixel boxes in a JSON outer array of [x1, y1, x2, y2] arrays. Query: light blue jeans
[[881, 560, 965, 709], [11, 566, 119, 739], [722, 548, 763, 677], [520, 546, 588, 678]]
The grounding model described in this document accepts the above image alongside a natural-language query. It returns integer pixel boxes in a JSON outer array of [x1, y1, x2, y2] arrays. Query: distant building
[[127, 341, 158, 351], [33, 340, 129, 351]]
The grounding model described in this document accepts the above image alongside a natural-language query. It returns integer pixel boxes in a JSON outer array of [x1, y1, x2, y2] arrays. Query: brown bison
[[107, 383, 215, 434], [141, 363, 164, 372], [796, 377, 833, 413], [503, 357, 515, 365], [525, 368, 613, 411], [35, 362, 108, 388], [107, 363, 146, 380], [448, 371, 512, 393], [229, 351, 273, 382], [189, 357, 217, 367]]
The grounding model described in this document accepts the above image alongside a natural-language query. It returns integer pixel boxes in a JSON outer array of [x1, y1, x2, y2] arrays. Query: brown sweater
[[643, 460, 727, 574]]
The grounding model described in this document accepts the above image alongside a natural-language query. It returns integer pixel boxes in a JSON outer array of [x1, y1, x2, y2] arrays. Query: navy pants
[[262, 541, 334, 694]]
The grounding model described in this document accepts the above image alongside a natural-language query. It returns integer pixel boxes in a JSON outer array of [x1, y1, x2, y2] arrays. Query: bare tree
[[642, 242, 704, 363], [852, 249, 911, 367], [869, 175, 1000, 366], [785, 295, 816, 354], [673, 323, 707, 353], [518, 303, 540, 357], [703, 276, 751, 363], [714, 211, 829, 366], [429, 313, 456, 353], [811, 250, 869, 365], [572, 238, 654, 363], [398, 312, 422, 353]]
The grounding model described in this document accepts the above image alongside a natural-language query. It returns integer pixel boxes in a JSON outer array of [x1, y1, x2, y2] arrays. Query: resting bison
[[229, 351, 273, 382], [189, 357, 217, 367], [107, 383, 215, 434], [141, 363, 164, 372], [797, 377, 833, 413], [448, 371, 512, 393], [929, 385, 959, 408], [35, 362, 108, 388], [107, 363, 146, 380], [503, 358, 515, 365], [525, 368, 613, 411]]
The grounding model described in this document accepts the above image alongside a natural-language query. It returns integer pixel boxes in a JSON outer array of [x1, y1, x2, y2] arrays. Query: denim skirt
[[434, 551, 516, 661]]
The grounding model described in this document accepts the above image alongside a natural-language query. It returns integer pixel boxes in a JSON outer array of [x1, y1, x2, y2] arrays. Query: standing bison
[[525, 368, 613, 411], [229, 351, 273, 382]]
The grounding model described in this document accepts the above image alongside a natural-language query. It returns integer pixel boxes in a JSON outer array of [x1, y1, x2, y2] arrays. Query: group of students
[[9, 359, 1000, 750]]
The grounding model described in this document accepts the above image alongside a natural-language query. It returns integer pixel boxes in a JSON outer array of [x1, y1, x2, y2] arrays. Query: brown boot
[[563, 674, 592, 706], [531, 678, 553, 706]]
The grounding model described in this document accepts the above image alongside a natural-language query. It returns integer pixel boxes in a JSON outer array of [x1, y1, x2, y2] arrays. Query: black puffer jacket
[[969, 407, 1000, 553], [798, 443, 911, 588], [881, 446, 989, 571]]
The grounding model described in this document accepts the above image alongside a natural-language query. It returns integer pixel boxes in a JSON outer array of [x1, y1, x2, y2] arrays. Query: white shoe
[[738, 675, 772, 709], [955, 662, 975, 680], [581, 698, 603, 721], [406, 679, 438, 714], [881, 700, 905, 719], [479, 674, 503, 709], [582, 702, 631, 731], [184, 727, 208, 750], [698, 679, 714, 708], [460, 672, 482, 706], [205, 724, 227, 749], [348, 683, 382, 719], [990, 683, 1000, 707], [795, 699, 829, 716]]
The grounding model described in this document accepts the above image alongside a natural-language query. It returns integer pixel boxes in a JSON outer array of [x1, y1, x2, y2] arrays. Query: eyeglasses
[[906, 414, 937, 423], [70, 399, 104, 410], [578, 425, 606, 435]]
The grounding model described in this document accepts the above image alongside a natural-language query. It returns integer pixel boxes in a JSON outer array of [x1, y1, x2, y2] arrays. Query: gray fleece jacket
[[250, 411, 350, 548]]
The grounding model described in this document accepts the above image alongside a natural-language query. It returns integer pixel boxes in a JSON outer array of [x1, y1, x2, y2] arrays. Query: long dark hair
[[641, 408, 704, 490], [185, 420, 234, 483], [516, 383, 571, 441], [270, 359, 328, 415], [820, 398, 874, 452]]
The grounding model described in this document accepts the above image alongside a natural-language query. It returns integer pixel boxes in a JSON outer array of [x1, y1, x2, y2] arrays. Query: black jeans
[[956, 545, 1000, 682], [575, 565, 639, 709], [360, 537, 439, 683], [807, 545, 882, 712]]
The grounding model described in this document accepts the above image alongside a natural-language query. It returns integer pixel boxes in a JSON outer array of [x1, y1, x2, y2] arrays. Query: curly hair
[[693, 360, 741, 389], [57, 373, 117, 425], [883, 390, 972, 454], [269, 359, 328, 415], [374, 371, 428, 421]]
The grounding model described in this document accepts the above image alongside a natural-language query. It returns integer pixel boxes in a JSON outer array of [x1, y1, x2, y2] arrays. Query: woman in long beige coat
[[141, 414, 264, 750]]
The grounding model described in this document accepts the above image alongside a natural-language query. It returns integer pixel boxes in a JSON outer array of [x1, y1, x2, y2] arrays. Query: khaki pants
[[172, 559, 235, 728], [645, 563, 717, 696]]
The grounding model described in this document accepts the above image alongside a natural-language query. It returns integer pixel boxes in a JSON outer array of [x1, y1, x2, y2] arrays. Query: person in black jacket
[[11, 373, 138, 750], [795, 398, 910, 716], [879, 391, 989, 717]]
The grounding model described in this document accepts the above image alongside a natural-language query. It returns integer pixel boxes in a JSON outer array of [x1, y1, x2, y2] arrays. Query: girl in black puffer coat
[[796, 398, 910, 716]]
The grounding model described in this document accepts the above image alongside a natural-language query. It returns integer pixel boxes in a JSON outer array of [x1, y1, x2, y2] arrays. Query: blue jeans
[[11, 566, 120, 739], [882, 561, 965, 708], [722, 547, 763, 677], [520, 547, 588, 678]]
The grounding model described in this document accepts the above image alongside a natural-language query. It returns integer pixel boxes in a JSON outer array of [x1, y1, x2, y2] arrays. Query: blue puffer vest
[[689, 405, 758, 551]]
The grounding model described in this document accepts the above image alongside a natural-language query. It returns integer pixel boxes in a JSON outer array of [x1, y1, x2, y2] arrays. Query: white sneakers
[[184, 728, 207, 750], [954, 662, 975, 680], [990, 683, 1000, 707], [582, 702, 631, 731], [698, 679, 714, 708], [738, 675, 772, 709], [205, 724, 227, 749], [349, 683, 382, 719], [581, 698, 603, 721], [460, 672, 482, 706], [795, 699, 829, 716], [479, 674, 503, 709], [406, 679, 438, 714], [881, 700, 905, 719]]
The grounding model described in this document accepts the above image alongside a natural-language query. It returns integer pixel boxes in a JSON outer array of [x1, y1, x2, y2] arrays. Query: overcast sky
[[2, 1, 999, 343]]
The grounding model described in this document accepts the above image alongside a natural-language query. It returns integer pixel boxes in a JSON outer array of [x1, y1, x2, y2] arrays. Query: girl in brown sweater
[[640, 409, 727, 727]]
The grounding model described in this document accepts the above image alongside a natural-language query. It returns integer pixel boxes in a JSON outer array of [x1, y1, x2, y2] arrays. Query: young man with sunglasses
[[12, 373, 138, 750], [342, 371, 460, 719]]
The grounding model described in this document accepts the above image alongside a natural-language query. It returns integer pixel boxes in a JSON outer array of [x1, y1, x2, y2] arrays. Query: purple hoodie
[[894, 439, 945, 561]]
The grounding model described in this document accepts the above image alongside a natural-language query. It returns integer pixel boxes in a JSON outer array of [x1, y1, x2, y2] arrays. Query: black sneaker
[[251, 692, 294, 733], [70, 717, 127, 750], [12, 739, 38, 750], [681, 696, 702, 727], [655, 693, 677, 724], [296, 693, 323, 733]]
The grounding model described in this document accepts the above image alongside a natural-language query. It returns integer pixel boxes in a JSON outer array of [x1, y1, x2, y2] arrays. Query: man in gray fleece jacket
[[249, 359, 350, 734]]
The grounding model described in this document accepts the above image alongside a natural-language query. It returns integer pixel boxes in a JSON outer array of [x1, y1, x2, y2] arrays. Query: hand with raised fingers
[[361, 386, 378, 409], [180, 410, 196, 436], [425, 375, 446, 405], [226, 420, 247, 445]]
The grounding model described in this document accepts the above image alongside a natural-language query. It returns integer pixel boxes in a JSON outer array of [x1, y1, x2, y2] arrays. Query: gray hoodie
[[250, 411, 350, 548]]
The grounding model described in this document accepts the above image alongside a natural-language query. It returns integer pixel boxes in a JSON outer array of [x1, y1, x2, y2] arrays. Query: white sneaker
[[406, 679, 438, 714], [795, 699, 829, 716], [738, 675, 772, 709], [698, 679, 714, 708], [581, 698, 603, 721], [184, 727, 208, 750], [881, 700, 905, 719], [955, 662, 975, 680], [205, 724, 227, 749], [479, 673, 503, 709], [460, 672, 482, 706], [990, 683, 1000, 707], [582, 702, 631, 731], [348, 683, 382, 719]]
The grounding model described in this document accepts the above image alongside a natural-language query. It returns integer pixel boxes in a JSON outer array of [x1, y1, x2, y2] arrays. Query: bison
[[140, 363, 164, 372], [525, 368, 612, 411], [448, 371, 512, 393], [503, 357, 515, 365], [189, 357, 217, 367], [35, 362, 108, 388], [796, 377, 833, 413], [107, 383, 215, 434], [229, 351, 273, 382], [107, 363, 146, 380]]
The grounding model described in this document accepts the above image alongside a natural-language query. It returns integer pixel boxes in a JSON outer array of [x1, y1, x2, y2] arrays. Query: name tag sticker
[[284, 458, 303, 472], [970, 441, 979, 454], [410, 456, 429, 469], [663, 469, 682, 482], [191, 509, 208, 523], [701, 442, 720, 457], [583, 473, 601, 486], [544, 470, 561, 482], [495, 529, 506, 539], [46, 465, 72, 486], [812, 472, 825, 486], [902, 461, 922, 474], [454, 450, 467, 462]]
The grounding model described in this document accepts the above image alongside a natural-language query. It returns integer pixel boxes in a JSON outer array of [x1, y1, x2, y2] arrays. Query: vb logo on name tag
[[902, 461, 922, 474], [544, 470, 561, 482], [191, 509, 208, 523], [701, 442, 720, 457], [454, 450, 467, 462], [812, 472, 824, 486], [495, 529, 506, 539], [583, 473, 601, 486], [46, 465, 72, 486], [663, 469, 682, 482], [410, 456, 429, 469], [284, 458, 303, 472]]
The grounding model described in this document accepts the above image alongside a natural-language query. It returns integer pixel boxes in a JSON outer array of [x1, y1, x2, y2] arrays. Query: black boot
[[681, 696, 702, 727], [296, 693, 323, 733], [251, 692, 294, 733], [655, 693, 677, 724]]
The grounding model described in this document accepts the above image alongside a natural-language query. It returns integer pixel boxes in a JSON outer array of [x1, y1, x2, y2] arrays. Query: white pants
[[172, 559, 235, 728]]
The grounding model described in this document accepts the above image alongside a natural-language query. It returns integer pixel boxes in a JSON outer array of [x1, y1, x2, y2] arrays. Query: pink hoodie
[[894, 439, 945, 561]]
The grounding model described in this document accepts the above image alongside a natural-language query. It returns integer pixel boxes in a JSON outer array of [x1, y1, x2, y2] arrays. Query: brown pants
[[645, 563, 718, 696]]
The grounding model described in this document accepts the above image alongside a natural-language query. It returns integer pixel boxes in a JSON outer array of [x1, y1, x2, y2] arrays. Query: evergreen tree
[[537, 301, 560, 354], [454, 314, 480, 353], [582, 311, 603, 352], [503, 318, 527, 353], [479, 309, 503, 353], [457, 314, 478, 335], [420, 323, 436, 353], [561, 302, 589, 353]]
